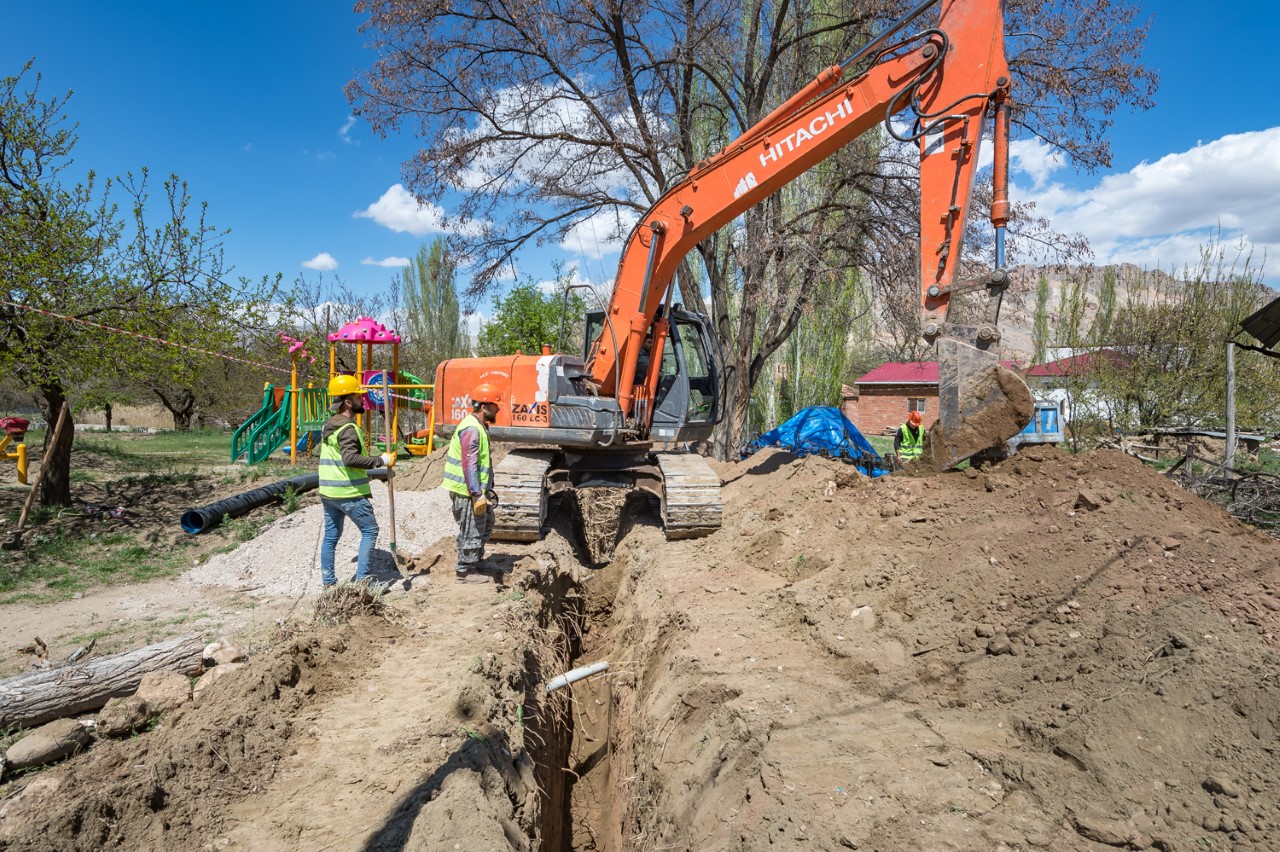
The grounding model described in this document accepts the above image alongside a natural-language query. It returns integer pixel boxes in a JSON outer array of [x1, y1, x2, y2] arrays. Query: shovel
[[381, 372, 409, 576], [3, 403, 70, 551]]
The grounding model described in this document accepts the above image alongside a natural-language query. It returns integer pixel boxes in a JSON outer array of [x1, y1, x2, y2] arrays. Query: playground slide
[[230, 386, 330, 465]]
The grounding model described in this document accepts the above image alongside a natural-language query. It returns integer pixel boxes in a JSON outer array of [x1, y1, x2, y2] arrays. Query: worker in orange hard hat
[[317, 374, 396, 588], [442, 382, 502, 584], [894, 409, 926, 464]]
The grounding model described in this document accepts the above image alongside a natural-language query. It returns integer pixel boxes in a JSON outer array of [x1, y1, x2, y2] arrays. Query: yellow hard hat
[[328, 374, 362, 397]]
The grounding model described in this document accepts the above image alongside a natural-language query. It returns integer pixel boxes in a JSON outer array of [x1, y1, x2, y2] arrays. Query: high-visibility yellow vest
[[443, 414, 492, 497], [898, 424, 925, 460], [318, 422, 372, 498]]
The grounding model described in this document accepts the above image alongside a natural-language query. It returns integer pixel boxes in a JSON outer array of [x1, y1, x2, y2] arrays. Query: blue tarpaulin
[[744, 406, 890, 477]]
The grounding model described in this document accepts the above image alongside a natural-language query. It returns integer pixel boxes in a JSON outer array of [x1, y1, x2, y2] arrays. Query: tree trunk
[[104, 401, 113, 433], [0, 634, 205, 729], [154, 387, 197, 431], [36, 383, 74, 508]]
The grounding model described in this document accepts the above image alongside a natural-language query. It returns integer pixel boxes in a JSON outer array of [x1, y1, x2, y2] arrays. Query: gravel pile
[[184, 481, 456, 598]]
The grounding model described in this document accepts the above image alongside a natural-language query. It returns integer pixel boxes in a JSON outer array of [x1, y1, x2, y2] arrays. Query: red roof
[[1026, 351, 1127, 377], [856, 361, 938, 384], [855, 359, 1023, 385]]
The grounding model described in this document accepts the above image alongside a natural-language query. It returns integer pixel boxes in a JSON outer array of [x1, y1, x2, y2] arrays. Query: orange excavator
[[434, 0, 1033, 558]]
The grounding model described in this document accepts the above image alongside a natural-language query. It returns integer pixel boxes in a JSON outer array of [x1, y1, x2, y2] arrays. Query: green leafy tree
[[1032, 272, 1051, 365], [1093, 265, 1118, 344], [478, 277, 586, 359], [1094, 240, 1272, 431], [0, 62, 282, 504], [398, 238, 469, 375]]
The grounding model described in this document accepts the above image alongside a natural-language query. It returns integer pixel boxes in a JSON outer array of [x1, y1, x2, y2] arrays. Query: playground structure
[[230, 335, 327, 465], [1, 417, 30, 484], [327, 317, 433, 457], [229, 318, 434, 465]]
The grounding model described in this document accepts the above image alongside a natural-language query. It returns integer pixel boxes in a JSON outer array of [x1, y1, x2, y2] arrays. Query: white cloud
[[1010, 128, 1280, 281], [361, 256, 411, 268], [559, 207, 637, 260], [534, 266, 612, 304], [301, 252, 339, 271], [355, 184, 451, 237], [339, 115, 358, 145]]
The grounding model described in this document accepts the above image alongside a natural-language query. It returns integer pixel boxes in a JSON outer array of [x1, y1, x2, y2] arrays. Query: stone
[[96, 695, 150, 737], [1074, 489, 1103, 511], [1204, 775, 1241, 798], [135, 670, 192, 713], [986, 635, 1015, 656], [5, 719, 91, 769], [192, 661, 248, 702], [975, 623, 997, 638], [203, 639, 248, 667], [1072, 813, 1131, 847]]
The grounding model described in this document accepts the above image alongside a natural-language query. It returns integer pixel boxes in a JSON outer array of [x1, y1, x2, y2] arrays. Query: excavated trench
[[513, 508, 656, 851]]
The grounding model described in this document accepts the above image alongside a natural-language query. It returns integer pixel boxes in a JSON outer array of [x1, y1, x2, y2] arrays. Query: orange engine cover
[[435, 353, 558, 429]]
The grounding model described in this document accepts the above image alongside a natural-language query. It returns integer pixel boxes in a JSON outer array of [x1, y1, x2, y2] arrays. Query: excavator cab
[[584, 307, 724, 443]]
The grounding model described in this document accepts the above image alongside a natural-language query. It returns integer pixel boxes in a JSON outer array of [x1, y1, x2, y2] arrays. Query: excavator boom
[[585, 0, 1032, 465], [434, 0, 1034, 561]]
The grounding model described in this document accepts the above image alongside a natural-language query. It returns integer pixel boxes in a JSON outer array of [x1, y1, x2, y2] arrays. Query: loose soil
[[3, 444, 1280, 851]]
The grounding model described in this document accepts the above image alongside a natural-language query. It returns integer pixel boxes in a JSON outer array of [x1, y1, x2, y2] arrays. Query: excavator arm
[[588, 0, 1032, 466]]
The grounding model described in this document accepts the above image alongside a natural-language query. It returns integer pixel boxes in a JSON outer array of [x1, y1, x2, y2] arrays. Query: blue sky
[[7, 0, 1280, 320]]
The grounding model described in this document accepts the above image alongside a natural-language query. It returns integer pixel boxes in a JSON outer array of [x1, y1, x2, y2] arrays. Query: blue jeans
[[320, 496, 380, 586]]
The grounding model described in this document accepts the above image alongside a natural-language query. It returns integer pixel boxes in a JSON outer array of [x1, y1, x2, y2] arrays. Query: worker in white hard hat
[[318, 374, 396, 587]]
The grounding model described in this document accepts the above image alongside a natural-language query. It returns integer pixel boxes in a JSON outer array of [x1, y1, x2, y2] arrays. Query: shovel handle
[[381, 373, 397, 549]]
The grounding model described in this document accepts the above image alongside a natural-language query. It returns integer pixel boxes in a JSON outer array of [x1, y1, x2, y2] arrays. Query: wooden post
[[1225, 340, 1237, 472]]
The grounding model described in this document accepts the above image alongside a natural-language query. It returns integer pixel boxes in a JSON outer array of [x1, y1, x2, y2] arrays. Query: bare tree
[[348, 0, 1154, 451]]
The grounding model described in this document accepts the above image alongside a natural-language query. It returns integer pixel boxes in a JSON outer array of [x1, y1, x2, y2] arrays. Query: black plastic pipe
[[180, 469, 390, 534]]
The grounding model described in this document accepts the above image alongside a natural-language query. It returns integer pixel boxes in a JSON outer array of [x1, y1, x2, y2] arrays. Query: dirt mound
[[586, 445, 1280, 849], [4, 445, 1280, 850]]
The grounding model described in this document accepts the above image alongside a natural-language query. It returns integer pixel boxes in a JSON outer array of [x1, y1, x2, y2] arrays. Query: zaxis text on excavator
[[434, 0, 1034, 561]]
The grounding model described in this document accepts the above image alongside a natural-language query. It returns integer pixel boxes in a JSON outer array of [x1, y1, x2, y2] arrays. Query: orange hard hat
[[907, 411, 923, 427], [471, 382, 502, 405]]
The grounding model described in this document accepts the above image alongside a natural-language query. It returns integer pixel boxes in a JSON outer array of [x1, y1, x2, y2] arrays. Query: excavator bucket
[[928, 336, 1035, 470]]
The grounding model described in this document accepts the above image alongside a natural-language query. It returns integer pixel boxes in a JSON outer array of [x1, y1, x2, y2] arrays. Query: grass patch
[[0, 529, 190, 603], [73, 429, 233, 470]]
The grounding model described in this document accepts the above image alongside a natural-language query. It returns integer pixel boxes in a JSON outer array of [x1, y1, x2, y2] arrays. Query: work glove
[[472, 493, 490, 516], [379, 452, 396, 468], [485, 488, 499, 507]]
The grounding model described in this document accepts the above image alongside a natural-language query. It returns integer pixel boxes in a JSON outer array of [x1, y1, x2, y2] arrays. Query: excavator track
[[655, 452, 722, 540], [491, 449, 553, 542]]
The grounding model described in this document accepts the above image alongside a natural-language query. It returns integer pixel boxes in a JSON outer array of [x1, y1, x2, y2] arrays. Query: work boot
[[455, 569, 490, 585]]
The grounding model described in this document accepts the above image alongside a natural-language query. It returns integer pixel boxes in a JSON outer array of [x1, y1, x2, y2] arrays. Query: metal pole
[[289, 355, 298, 465], [1225, 340, 1237, 472]]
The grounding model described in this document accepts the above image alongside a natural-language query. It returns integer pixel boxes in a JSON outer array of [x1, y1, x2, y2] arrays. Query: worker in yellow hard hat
[[894, 409, 925, 464], [442, 382, 501, 584], [318, 374, 396, 587]]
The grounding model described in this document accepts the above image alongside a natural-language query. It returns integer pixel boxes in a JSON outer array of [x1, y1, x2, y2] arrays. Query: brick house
[[843, 361, 940, 435], [844, 360, 1023, 435]]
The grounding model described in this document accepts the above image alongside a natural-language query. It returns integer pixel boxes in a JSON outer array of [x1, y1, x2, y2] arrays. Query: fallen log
[[0, 634, 204, 729]]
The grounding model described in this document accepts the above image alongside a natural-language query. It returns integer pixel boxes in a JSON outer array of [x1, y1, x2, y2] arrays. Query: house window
[[908, 398, 926, 414]]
